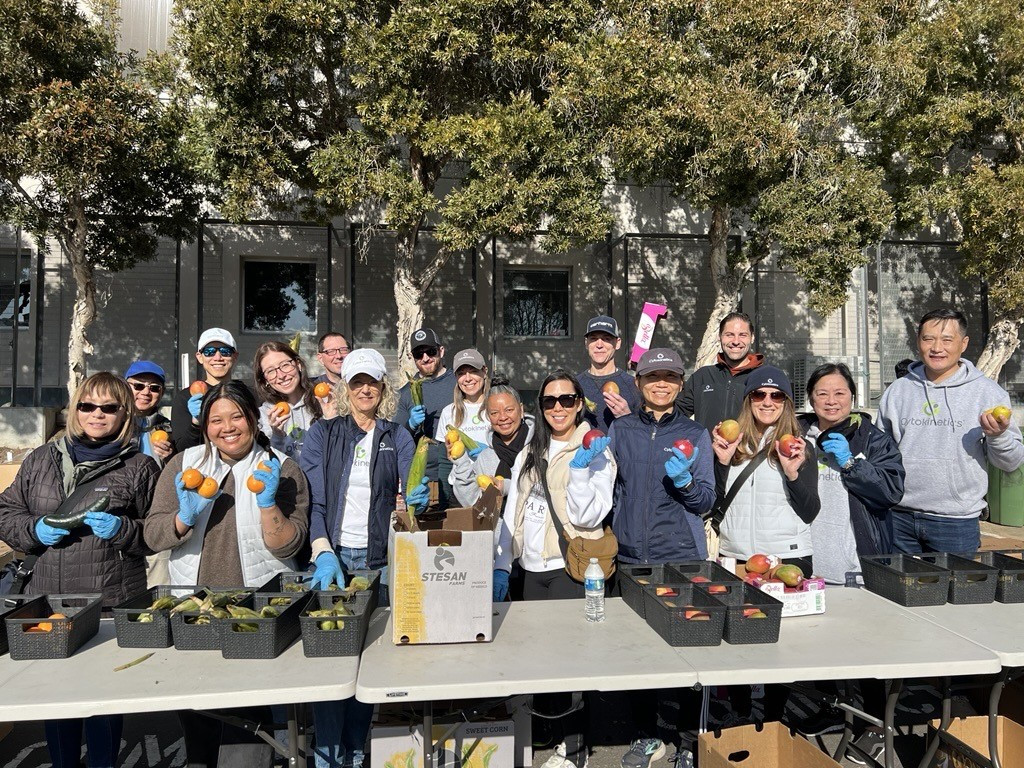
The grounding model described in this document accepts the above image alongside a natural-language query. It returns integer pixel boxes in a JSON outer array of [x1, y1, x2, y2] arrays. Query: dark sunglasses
[[76, 402, 122, 415], [540, 393, 580, 410], [201, 345, 235, 357], [128, 381, 163, 394], [413, 346, 440, 359], [750, 389, 788, 403]]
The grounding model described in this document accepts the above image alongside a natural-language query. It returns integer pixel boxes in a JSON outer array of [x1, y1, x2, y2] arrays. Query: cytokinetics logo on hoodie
[[899, 398, 965, 429]]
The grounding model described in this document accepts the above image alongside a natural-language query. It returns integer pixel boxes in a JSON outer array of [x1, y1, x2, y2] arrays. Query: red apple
[[689, 575, 711, 583], [707, 584, 728, 595], [655, 587, 678, 597], [778, 434, 800, 458], [746, 553, 772, 574], [673, 438, 694, 459], [718, 419, 740, 442], [582, 429, 605, 449]]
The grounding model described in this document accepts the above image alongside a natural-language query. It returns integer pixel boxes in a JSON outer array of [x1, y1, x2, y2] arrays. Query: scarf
[[492, 422, 530, 479], [66, 435, 126, 465], [811, 412, 863, 455]]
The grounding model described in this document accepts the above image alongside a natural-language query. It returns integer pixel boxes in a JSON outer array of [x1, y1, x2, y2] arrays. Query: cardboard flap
[[444, 485, 503, 532], [427, 530, 463, 547]]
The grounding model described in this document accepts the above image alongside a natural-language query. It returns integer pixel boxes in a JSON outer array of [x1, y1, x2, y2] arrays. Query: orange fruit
[[182, 468, 203, 489], [246, 475, 265, 494], [257, 461, 272, 472], [313, 382, 332, 399], [189, 380, 209, 396], [274, 401, 290, 417], [36, 613, 66, 633], [197, 476, 219, 499], [150, 429, 169, 444]]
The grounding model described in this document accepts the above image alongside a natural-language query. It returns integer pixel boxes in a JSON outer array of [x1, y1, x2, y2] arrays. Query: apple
[[707, 584, 728, 595], [689, 575, 710, 583], [673, 438, 695, 459], [718, 419, 740, 442], [741, 605, 760, 617], [189, 380, 209, 396], [582, 429, 606, 449], [748, 611, 767, 619], [992, 405, 1013, 422], [602, 381, 620, 396], [655, 587, 678, 597], [746, 553, 772, 574], [778, 434, 800, 458], [684, 607, 711, 621], [663, 600, 677, 608]]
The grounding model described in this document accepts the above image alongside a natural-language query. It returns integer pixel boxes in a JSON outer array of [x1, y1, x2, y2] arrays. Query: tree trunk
[[694, 204, 756, 368], [66, 204, 96, 401], [977, 314, 1022, 380], [394, 230, 426, 380]]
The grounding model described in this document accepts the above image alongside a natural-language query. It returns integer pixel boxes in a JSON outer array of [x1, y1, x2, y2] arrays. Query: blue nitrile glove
[[408, 405, 426, 430], [406, 477, 430, 510], [467, 443, 486, 459], [823, 433, 853, 468], [84, 511, 122, 540], [34, 518, 69, 547], [187, 393, 204, 420], [174, 471, 217, 527], [570, 436, 610, 469], [252, 457, 281, 507], [665, 445, 699, 489], [493, 570, 510, 602], [310, 552, 345, 591]]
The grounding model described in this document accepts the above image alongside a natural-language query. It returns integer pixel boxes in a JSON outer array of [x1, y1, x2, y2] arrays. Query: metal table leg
[[883, 678, 903, 768], [989, 669, 1010, 768], [424, 700, 434, 768], [917, 677, 951, 768]]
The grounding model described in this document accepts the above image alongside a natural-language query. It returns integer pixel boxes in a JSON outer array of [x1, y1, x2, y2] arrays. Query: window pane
[[243, 261, 316, 333], [0, 254, 30, 329], [503, 269, 570, 337]]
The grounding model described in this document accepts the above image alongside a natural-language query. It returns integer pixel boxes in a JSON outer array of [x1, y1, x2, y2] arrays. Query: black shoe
[[846, 729, 885, 765], [795, 707, 845, 736]]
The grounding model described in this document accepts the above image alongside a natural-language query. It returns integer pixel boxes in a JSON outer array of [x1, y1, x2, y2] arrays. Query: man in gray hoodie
[[877, 308, 1024, 553]]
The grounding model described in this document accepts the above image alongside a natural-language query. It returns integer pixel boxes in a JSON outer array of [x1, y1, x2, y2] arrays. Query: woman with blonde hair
[[434, 348, 492, 447], [0, 372, 159, 768], [254, 341, 323, 462]]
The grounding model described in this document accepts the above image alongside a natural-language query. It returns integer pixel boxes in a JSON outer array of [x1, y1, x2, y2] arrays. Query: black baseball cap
[[410, 328, 442, 349], [636, 348, 685, 376], [743, 365, 794, 401], [585, 315, 620, 338]]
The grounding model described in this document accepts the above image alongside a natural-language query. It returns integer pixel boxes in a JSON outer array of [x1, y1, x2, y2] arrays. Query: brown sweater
[[144, 451, 310, 588]]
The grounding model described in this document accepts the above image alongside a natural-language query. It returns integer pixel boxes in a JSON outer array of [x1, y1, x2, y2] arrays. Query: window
[[0, 253, 30, 330], [503, 268, 570, 338], [242, 260, 316, 333]]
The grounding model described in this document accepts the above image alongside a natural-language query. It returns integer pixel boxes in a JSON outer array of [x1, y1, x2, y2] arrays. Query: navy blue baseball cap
[[124, 360, 166, 382], [743, 365, 793, 401], [585, 315, 620, 338]]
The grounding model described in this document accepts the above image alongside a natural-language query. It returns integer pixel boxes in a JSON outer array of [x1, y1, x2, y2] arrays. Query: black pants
[[629, 688, 703, 751], [523, 569, 587, 765]]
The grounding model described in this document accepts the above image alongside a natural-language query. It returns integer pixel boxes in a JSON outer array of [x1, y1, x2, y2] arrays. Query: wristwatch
[[841, 456, 856, 471]]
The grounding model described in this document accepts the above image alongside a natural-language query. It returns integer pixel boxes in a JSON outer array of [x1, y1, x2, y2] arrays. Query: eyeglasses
[[750, 390, 788, 403], [128, 381, 163, 394], [413, 346, 440, 360], [201, 345, 235, 358], [540, 393, 580, 410], [319, 346, 350, 357], [262, 360, 298, 380], [76, 402, 122, 415]]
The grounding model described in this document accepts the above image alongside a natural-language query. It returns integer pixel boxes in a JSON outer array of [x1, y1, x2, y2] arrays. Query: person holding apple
[[577, 315, 642, 430], [877, 308, 1024, 553], [254, 341, 324, 462]]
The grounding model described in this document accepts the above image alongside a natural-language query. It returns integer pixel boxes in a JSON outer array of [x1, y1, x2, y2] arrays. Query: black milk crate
[[259, 570, 314, 593], [5, 593, 102, 660], [0, 596, 36, 655], [219, 592, 312, 659], [916, 553, 998, 605], [260, 569, 380, 612], [667, 560, 742, 584], [641, 582, 727, 647], [693, 581, 783, 645], [170, 588, 255, 651], [861, 554, 950, 607], [113, 584, 204, 649], [618, 564, 687, 618], [973, 550, 1024, 603], [299, 592, 371, 657]]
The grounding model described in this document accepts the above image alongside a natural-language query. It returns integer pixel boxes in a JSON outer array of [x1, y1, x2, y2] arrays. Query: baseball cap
[[342, 348, 388, 383], [124, 360, 166, 382], [636, 348, 685, 376], [452, 349, 486, 371], [585, 315, 620, 338], [743, 365, 794, 401], [197, 327, 237, 351], [409, 328, 442, 349]]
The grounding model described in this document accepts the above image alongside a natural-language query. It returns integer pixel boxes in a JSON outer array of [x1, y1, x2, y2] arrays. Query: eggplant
[[42, 495, 110, 530]]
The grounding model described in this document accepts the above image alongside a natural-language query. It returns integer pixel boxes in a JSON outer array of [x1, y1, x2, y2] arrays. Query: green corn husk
[[233, 622, 258, 632], [136, 612, 154, 623], [149, 596, 178, 611], [226, 605, 261, 619], [445, 425, 480, 451], [170, 597, 200, 615], [406, 437, 431, 523], [282, 582, 308, 593], [347, 576, 370, 592], [259, 606, 280, 618], [269, 597, 292, 606], [409, 375, 423, 407]]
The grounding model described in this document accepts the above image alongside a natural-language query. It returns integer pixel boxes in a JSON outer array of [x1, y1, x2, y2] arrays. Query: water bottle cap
[[589, 558, 598, 564]]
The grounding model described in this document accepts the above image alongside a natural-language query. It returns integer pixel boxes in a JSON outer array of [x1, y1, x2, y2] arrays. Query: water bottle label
[[585, 577, 604, 591]]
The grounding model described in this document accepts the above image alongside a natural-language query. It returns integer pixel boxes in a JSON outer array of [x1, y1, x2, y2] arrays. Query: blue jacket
[[798, 412, 904, 556], [300, 415, 415, 569], [608, 408, 717, 563]]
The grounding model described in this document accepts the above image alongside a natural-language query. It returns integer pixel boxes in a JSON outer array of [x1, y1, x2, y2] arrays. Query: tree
[[855, 0, 1024, 378], [0, 0, 202, 399], [174, 0, 611, 373], [559, 0, 894, 367]]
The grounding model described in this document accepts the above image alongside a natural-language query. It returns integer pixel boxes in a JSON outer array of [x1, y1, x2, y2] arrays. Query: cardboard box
[[372, 720, 515, 768], [758, 581, 826, 618], [930, 715, 1024, 768], [389, 487, 501, 645], [698, 722, 842, 768]]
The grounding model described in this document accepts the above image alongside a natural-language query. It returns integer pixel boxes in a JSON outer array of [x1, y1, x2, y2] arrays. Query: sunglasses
[[201, 345, 235, 358], [413, 346, 440, 360], [128, 381, 163, 394], [76, 402, 122, 415], [750, 390, 788, 403], [540, 393, 580, 410]]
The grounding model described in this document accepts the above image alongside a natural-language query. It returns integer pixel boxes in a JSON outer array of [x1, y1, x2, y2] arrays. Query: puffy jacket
[[608, 408, 716, 563], [301, 415, 415, 569], [798, 412, 904, 556], [680, 354, 766, 432], [0, 438, 159, 606]]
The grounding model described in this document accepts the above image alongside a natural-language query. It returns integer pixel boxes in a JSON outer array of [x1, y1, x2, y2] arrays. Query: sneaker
[[795, 707, 845, 736], [669, 750, 694, 768], [845, 729, 885, 766], [621, 739, 666, 768]]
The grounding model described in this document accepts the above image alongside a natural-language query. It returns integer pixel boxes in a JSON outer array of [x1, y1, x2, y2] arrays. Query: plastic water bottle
[[584, 558, 605, 623]]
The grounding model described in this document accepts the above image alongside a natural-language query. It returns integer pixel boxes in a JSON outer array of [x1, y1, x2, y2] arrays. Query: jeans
[[312, 546, 375, 768], [891, 511, 981, 554], [45, 716, 123, 768]]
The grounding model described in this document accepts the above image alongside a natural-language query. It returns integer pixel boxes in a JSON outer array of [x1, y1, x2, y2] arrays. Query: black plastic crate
[[299, 592, 372, 657], [260, 569, 381, 612], [641, 582, 727, 647], [113, 584, 204, 649], [4, 593, 102, 660], [617, 564, 686, 618], [219, 592, 312, 659], [170, 588, 255, 651], [667, 560, 742, 584], [0, 596, 43, 655], [693, 581, 783, 644], [973, 550, 1024, 603], [916, 553, 998, 605], [861, 554, 950, 607]]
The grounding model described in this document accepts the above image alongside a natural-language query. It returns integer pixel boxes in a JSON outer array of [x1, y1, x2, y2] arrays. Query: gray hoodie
[[877, 359, 1024, 518]]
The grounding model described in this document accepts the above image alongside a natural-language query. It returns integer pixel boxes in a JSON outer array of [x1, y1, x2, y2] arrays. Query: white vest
[[169, 444, 297, 587]]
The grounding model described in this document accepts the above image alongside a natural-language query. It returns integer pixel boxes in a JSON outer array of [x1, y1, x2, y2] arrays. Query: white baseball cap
[[197, 328, 237, 351], [342, 348, 388, 383]]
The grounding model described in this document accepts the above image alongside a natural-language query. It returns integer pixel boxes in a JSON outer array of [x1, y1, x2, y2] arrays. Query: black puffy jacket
[[0, 438, 159, 606]]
